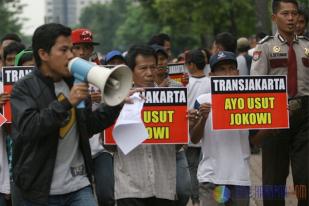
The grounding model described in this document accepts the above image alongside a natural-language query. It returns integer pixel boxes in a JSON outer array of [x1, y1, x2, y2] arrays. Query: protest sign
[[105, 87, 188, 144], [2, 66, 34, 123], [211, 75, 289, 130], [168, 63, 187, 85]]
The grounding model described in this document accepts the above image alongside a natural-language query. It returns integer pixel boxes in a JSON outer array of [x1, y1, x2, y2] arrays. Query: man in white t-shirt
[[190, 51, 250, 206], [185, 49, 211, 206]]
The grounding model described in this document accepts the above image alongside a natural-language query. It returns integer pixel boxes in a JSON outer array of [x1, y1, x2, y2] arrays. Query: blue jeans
[[175, 150, 191, 206], [21, 186, 96, 206], [185, 147, 202, 204], [93, 152, 115, 206]]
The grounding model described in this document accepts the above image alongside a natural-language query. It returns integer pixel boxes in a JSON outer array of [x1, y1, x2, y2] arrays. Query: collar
[[276, 32, 299, 45]]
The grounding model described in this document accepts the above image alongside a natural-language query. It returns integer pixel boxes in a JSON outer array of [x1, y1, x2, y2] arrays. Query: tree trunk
[[254, 0, 271, 35]]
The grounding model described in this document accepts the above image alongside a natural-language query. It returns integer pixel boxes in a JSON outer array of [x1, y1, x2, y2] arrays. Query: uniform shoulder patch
[[253, 51, 262, 61], [298, 36, 309, 41], [258, 36, 274, 44]]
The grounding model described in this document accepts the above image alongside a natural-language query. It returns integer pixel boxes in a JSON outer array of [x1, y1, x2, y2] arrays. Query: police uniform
[[251, 32, 309, 206]]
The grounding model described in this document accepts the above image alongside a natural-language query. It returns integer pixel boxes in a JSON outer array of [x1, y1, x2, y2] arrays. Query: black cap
[[209, 51, 237, 71]]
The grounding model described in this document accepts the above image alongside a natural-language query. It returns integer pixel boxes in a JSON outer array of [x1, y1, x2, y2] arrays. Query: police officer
[[251, 0, 309, 206]]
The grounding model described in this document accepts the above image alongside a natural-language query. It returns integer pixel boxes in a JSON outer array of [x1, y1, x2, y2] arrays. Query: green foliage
[[80, 0, 130, 53], [0, 0, 23, 38], [114, 3, 161, 51], [79, 0, 268, 55]]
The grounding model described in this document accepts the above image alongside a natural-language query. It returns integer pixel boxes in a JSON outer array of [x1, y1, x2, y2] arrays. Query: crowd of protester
[[0, 0, 308, 206]]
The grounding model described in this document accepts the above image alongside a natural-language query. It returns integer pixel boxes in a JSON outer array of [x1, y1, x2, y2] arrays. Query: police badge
[[273, 46, 281, 53]]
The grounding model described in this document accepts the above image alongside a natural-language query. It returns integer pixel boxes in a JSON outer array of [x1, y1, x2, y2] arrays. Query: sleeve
[[11, 82, 72, 142], [84, 103, 122, 136], [250, 43, 269, 75]]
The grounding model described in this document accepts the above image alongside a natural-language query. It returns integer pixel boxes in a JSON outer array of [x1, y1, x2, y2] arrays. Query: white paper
[[112, 93, 148, 155]]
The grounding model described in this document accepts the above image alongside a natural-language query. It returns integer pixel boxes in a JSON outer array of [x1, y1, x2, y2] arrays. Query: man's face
[[71, 43, 94, 60], [4, 52, 17, 66], [0, 39, 15, 62], [296, 15, 307, 35], [153, 53, 168, 77], [133, 54, 156, 87], [272, 2, 298, 35], [185, 62, 195, 75], [211, 42, 221, 55], [107, 57, 125, 65], [163, 40, 172, 58], [210, 62, 239, 76], [40, 35, 74, 80]]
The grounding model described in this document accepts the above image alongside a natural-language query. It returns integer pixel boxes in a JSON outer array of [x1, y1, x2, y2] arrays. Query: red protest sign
[[2, 66, 34, 123], [0, 113, 7, 127], [168, 63, 188, 86], [105, 87, 188, 144], [210, 75, 289, 130]]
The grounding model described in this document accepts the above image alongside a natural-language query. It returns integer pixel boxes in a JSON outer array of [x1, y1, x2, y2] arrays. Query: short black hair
[[299, 8, 308, 26], [32, 23, 71, 68], [1, 33, 21, 44], [3, 42, 25, 62], [148, 33, 171, 46], [126, 44, 157, 70], [214, 32, 237, 53], [185, 49, 206, 70], [272, 0, 298, 14]]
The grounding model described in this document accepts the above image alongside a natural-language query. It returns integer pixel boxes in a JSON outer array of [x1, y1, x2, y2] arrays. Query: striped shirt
[[114, 144, 176, 200]]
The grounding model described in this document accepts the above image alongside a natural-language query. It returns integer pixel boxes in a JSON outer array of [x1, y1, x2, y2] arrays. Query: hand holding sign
[[198, 103, 212, 119], [0, 93, 10, 106], [2, 66, 34, 122]]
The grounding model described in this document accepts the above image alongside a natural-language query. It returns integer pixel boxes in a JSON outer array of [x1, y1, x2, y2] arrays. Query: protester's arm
[[85, 104, 122, 136], [85, 88, 144, 136], [190, 103, 211, 144], [0, 93, 10, 107]]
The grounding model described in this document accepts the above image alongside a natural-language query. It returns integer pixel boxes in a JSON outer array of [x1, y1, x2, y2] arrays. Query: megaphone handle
[[74, 79, 85, 109]]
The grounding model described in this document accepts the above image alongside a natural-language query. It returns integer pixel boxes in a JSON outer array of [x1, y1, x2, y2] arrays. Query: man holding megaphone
[[9, 23, 129, 206]]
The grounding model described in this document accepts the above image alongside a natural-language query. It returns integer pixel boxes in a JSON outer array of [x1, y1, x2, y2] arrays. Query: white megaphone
[[68, 57, 132, 107]]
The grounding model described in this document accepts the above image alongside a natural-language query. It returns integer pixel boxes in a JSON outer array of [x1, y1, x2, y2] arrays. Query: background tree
[[0, 0, 23, 37], [254, 0, 271, 35], [80, 0, 128, 53], [80, 0, 309, 56]]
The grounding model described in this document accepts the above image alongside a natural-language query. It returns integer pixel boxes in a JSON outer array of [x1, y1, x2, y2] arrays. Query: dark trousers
[[93, 152, 115, 206], [262, 97, 309, 206], [117, 197, 175, 206], [185, 147, 201, 204]]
